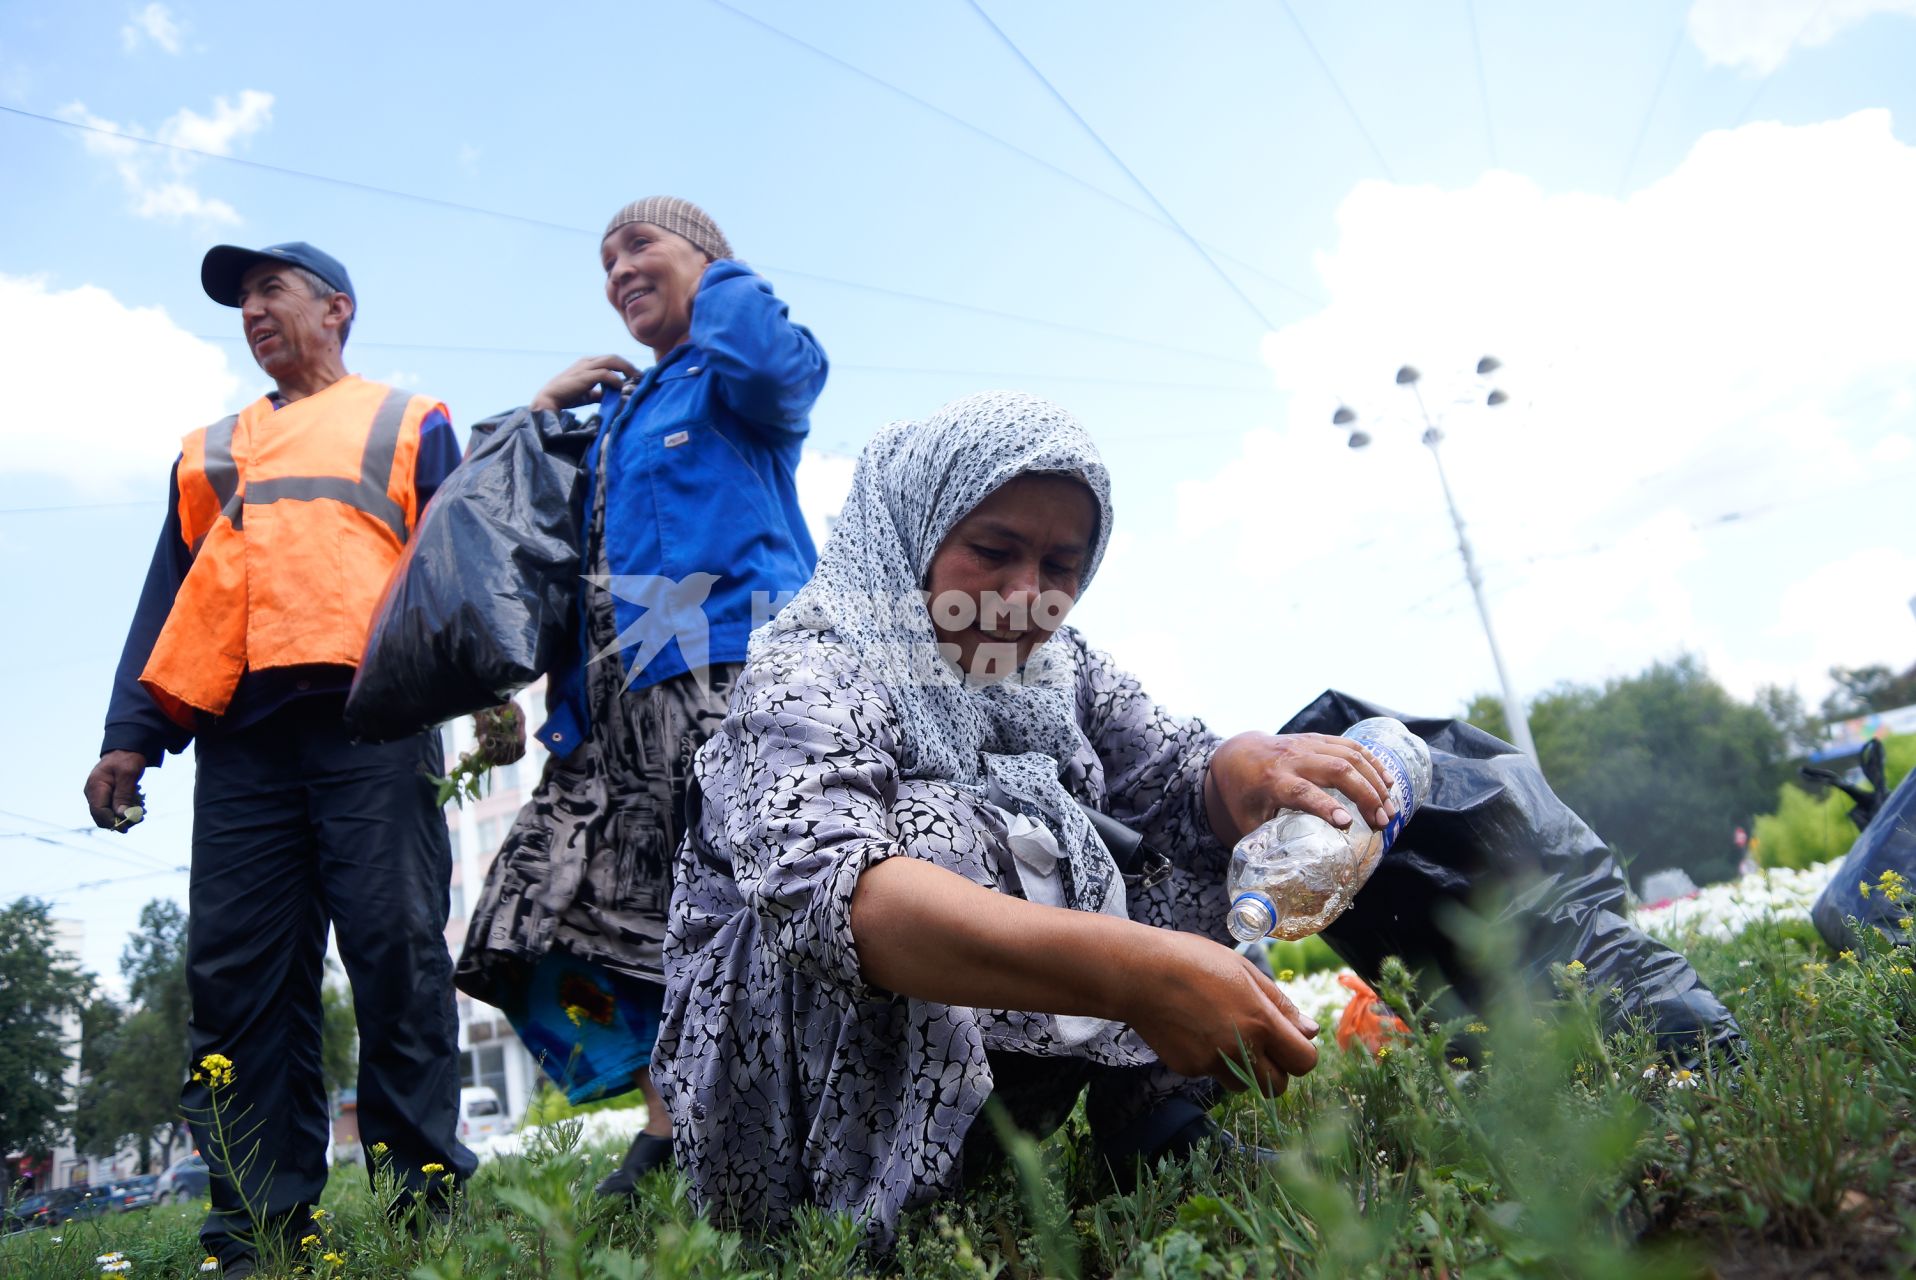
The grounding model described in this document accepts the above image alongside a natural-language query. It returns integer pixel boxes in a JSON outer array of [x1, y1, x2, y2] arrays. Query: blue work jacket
[[536, 260, 827, 757]]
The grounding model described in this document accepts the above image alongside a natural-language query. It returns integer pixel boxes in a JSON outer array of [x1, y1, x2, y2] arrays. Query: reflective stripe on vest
[[194, 388, 410, 547]]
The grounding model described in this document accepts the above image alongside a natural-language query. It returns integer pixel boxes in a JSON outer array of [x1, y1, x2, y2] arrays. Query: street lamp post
[[1336, 357, 1540, 764]]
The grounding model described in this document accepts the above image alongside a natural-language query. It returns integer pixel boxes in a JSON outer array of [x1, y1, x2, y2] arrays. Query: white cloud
[[1688, 0, 1916, 74], [1084, 111, 1916, 730], [1766, 549, 1916, 689], [0, 274, 242, 493], [797, 449, 855, 548], [61, 90, 273, 227], [121, 3, 184, 54]]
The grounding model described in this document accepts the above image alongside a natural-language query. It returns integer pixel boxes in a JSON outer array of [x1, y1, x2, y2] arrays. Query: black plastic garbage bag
[[1283, 690, 1743, 1065], [1811, 764, 1916, 951], [346, 406, 597, 741]]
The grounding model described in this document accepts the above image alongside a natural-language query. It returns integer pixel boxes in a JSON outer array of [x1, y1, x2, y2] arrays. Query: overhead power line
[[0, 104, 584, 235], [0, 828, 177, 873], [1731, 1, 1830, 126], [1463, 0, 1498, 167], [184, 330, 1272, 389], [1615, 19, 1688, 196], [1272, 0, 1398, 183], [0, 807, 180, 872], [2, 103, 1261, 370], [43, 866, 190, 902], [964, 0, 1282, 332], [701, 0, 1320, 306]]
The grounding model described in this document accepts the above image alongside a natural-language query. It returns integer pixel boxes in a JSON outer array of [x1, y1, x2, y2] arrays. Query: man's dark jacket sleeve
[[101, 460, 195, 764]]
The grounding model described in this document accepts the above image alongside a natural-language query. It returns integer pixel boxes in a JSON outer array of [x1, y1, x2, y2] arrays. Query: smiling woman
[[455, 194, 830, 1199]]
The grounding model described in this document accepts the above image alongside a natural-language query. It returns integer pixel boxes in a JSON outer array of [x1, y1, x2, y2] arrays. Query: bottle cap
[[1226, 892, 1277, 943]]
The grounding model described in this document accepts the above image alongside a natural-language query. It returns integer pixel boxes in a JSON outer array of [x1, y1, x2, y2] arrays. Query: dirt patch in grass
[[1671, 1135, 1916, 1278]]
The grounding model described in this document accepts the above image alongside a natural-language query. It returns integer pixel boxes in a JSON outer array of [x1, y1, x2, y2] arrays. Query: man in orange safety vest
[[83, 242, 514, 1278]]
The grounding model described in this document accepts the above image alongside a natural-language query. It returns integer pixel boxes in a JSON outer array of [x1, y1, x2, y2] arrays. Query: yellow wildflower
[[1840, 949, 1858, 962], [1565, 959, 1586, 975], [196, 1053, 236, 1088], [322, 1253, 346, 1267], [301, 1233, 320, 1248], [310, 1208, 327, 1220], [371, 1142, 388, 1156], [564, 1004, 587, 1027], [1899, 916, 1914, 932], [1277, 968, 1295, 982], [1466, 1021, 1488, 1035], [1451, 1056, 1469, 1067], [1375, 1045, 1392, 1060], [421, 1162, 445, 1174]]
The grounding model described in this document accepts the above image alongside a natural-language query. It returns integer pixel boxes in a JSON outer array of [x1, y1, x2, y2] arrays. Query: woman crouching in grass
[[654, 391, 1398, 1245]]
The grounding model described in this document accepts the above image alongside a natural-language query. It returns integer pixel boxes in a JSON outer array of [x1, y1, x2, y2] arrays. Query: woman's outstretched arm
[[850, 855, 1319, 1094]]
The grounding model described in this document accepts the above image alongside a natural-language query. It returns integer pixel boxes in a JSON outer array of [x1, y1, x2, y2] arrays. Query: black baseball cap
[[200, 241, 356, 308]]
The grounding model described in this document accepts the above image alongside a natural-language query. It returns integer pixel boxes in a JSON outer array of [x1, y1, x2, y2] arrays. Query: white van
[[458, 1086, 511, 1144]]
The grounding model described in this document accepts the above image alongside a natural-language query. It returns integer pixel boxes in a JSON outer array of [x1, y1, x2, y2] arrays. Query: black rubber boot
[[594, 1132, 674, 1199]]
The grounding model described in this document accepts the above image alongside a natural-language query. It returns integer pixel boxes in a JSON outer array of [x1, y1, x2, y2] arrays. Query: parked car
[[458, 1085, 513, 1144], [154, 1154, 209, 1205], [2, 1185, 114, 1233], [106, 1174, 159, 1212]]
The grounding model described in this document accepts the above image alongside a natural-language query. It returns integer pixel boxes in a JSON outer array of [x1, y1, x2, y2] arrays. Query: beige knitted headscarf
[[602, 196, 732, 261]]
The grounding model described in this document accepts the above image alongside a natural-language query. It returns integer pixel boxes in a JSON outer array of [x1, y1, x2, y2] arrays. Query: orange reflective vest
[[139, 375, 444, 726]]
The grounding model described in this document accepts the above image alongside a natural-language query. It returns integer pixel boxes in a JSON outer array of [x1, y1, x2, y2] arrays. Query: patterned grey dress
[[654, 624, 1233, 1242], [457, 458, 741, 998]]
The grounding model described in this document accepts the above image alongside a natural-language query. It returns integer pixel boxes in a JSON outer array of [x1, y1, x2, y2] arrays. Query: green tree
[[0, 898, 92, 1161], [1820, 661, 1916, 721], [72, 900, 190, 1171], [1466, 655, 1793, 886]]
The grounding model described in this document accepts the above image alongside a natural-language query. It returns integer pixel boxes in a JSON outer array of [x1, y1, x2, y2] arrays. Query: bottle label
[[1355, 735, 1416, 851]]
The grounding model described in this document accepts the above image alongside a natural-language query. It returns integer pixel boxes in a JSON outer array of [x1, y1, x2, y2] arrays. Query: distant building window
[[461, 1044, 507, 1101], [475, 816, 506, 855], [449, 882, 466, 923]]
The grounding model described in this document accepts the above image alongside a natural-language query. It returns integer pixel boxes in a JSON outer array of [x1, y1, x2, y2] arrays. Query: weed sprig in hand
[[428, 705, 521, 808]]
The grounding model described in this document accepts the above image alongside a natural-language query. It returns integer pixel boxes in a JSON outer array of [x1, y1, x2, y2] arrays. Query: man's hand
[[530, 355, 644, 413], [473, 704, 526, 766], [84, 751, 149, 831]]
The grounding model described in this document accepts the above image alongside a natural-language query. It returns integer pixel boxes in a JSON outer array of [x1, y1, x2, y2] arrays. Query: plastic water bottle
[[1224, 717, 1432, 942]]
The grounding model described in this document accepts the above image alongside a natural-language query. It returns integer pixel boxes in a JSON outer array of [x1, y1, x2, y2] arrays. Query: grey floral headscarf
[[753, 391, 1119, 912]]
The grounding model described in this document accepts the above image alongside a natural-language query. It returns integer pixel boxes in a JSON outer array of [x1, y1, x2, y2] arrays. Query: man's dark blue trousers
[[180, 694, 476, 1266]]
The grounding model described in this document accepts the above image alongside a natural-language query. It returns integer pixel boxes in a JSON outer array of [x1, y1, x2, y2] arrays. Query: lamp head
[[1347, 430, 1373, 449], [1332, 405, 1356, 426], [1486, 388, 1509, 406], [1476, 355, 1502, 376], [1395, 365, 1421, 385]]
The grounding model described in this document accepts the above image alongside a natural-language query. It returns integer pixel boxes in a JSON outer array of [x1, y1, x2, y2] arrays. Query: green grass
[[6, 916, 1913, 1280]]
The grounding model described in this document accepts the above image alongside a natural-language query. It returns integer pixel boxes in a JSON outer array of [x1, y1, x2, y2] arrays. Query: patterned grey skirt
[[455, 541, 742, 1002]]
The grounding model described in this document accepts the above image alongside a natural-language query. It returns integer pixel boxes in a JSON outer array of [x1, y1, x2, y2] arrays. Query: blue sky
[[4, 0, 1915, 982]]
